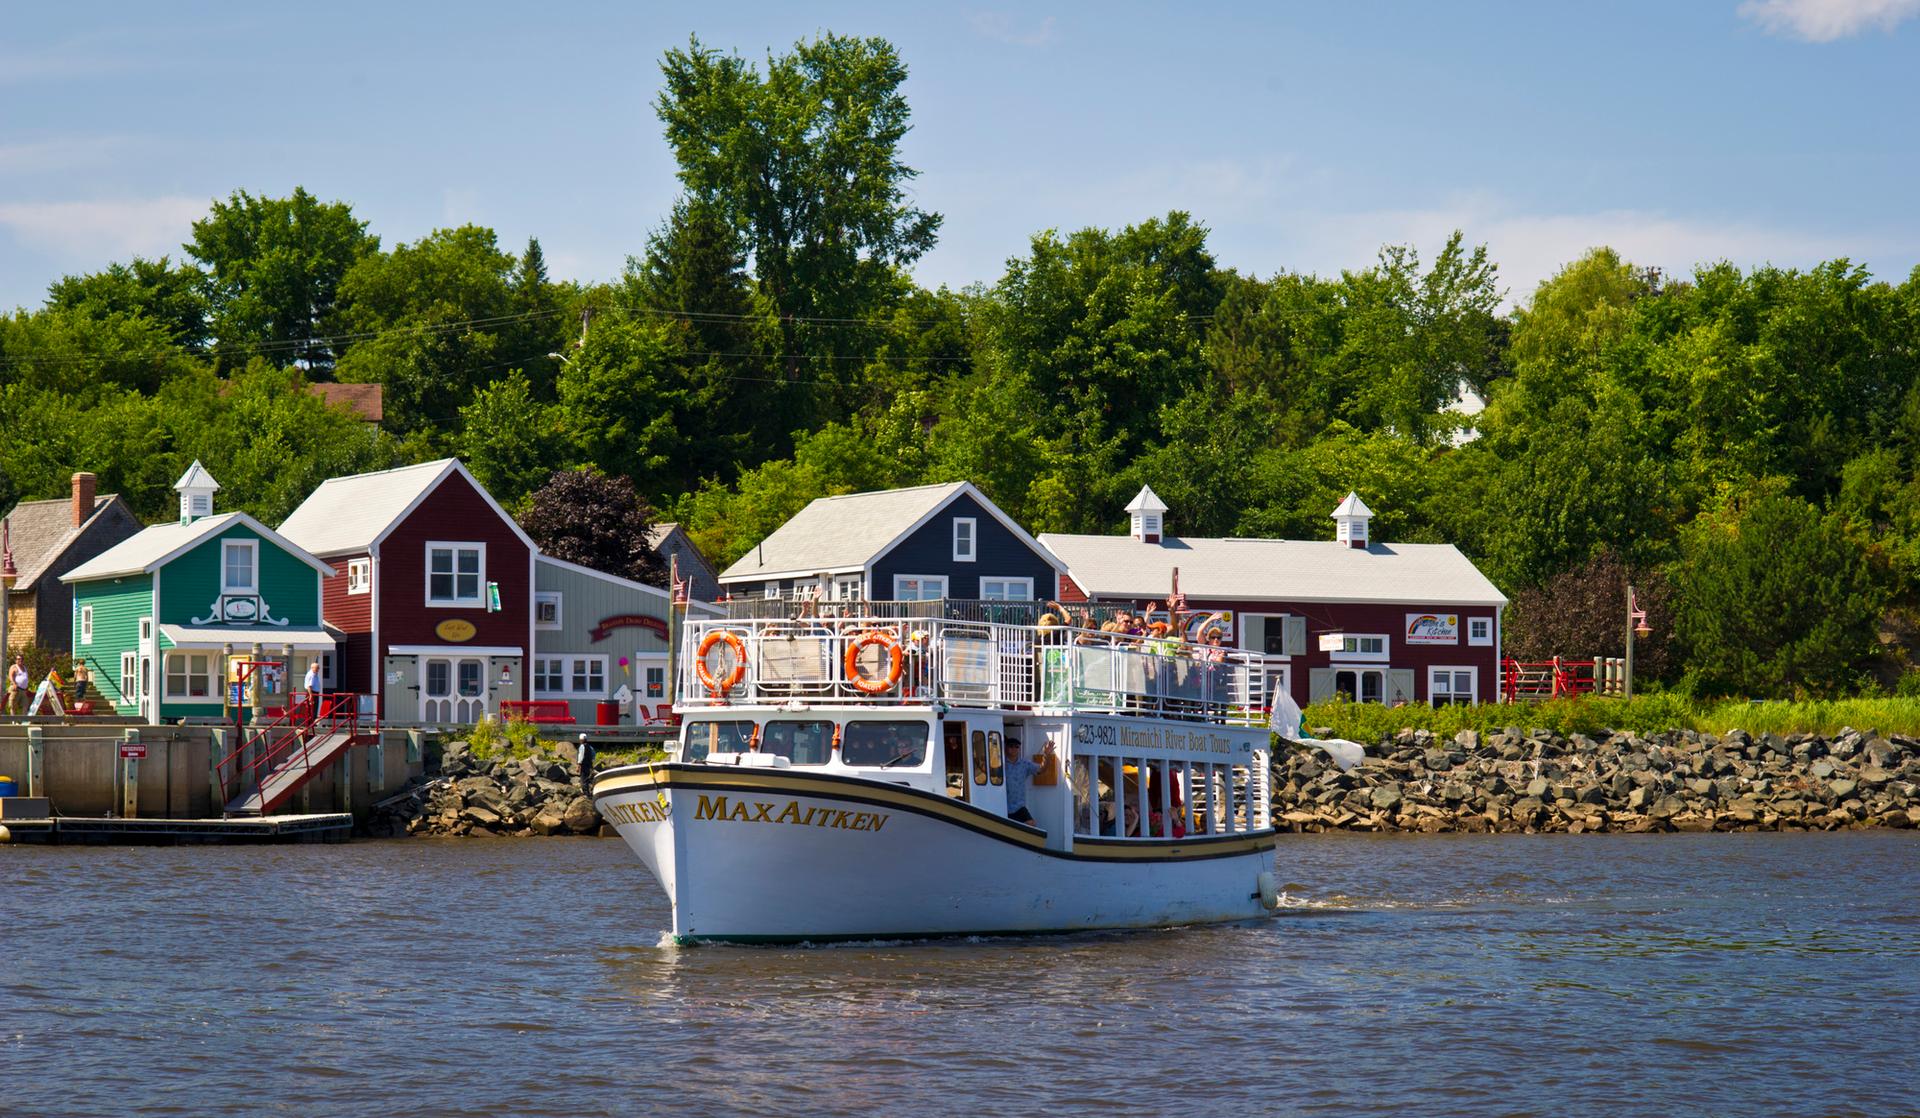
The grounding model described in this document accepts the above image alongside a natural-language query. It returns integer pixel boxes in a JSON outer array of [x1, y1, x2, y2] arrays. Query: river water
[[4, 832, 1916, 1117]]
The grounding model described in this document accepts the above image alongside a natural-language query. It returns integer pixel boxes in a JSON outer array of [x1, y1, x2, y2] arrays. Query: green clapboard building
[[61, 462, 338, 722]]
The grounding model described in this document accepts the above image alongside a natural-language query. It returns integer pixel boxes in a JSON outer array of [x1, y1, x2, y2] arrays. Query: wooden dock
[[0, 813, 353, 845]]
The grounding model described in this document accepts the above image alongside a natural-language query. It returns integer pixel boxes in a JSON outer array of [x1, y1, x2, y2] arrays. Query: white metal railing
[[678, 615, 1267, 724], [1068, 752, 1267, 839]]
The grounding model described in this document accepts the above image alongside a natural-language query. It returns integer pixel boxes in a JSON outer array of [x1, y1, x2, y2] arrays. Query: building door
[[632, 652, 668, 720], [1263, 664, 1292, 710], [421, 656, 489, 722]]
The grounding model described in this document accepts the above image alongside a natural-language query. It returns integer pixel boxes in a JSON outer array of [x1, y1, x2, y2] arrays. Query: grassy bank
[[1301, 694, 1920, 742]]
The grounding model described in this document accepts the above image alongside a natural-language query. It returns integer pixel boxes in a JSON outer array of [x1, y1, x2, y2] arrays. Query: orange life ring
[[844, 629, 904, 694], [695, 630, 747, 697]]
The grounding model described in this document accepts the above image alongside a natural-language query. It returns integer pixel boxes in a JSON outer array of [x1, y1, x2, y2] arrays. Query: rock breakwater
[[367, 741, 608, 837], [1272, 726, 1920, 833]]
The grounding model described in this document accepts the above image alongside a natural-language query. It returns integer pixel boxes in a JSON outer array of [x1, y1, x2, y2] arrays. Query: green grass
[[1301, 694, 1920, 742]]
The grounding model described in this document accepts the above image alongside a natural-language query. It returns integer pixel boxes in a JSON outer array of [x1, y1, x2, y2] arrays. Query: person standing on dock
[[302, 659, 323, 717], [6, 656, 26, 715]]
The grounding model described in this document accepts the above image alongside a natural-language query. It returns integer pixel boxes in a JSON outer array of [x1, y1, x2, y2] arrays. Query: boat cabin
[[673, 604, 1272, 850]]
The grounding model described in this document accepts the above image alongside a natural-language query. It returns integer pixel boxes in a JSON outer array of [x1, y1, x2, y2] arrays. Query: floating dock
[[0, 812, 352, 845]]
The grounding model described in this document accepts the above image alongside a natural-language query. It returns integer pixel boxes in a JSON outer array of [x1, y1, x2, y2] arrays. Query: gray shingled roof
[[1038, 533, 1508, 606], [719, 482, 971, 582], [3, 493, 123, 590], [62, 512, 334, 582]]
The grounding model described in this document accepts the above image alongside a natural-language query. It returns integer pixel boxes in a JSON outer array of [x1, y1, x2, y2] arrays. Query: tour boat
[[590, 604, 1282, 943]]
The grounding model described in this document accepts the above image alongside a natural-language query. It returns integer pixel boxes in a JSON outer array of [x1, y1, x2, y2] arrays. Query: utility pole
[[1, 519, 16, 715]]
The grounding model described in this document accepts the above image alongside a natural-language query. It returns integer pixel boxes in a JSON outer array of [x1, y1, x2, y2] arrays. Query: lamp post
[[1624, 584, 1651, 699], [1, 518, 17, 716]]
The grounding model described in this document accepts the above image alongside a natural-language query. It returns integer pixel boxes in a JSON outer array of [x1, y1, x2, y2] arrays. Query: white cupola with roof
[[1331, 491, 1374, 550], [1126, 485, 1170, 543], [175, 460, 220, 525]]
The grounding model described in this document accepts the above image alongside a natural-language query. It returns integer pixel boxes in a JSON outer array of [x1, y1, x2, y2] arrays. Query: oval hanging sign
[[436, 618, 478, 642]]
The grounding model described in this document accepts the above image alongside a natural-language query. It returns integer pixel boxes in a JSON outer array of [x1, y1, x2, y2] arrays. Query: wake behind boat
[[591, 601, 1281, 943]]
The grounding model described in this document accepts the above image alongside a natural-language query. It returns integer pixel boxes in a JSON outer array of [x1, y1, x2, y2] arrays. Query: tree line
[[4, 32, 1918, 699]]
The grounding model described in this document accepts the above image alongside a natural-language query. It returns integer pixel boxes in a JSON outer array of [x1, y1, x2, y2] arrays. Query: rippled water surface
[[4, 833, 1917, 1117]]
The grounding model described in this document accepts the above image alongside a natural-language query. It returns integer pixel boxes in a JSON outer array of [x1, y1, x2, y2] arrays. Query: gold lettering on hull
[[603, 799, 673, 825], [693, 794, 890, 833]]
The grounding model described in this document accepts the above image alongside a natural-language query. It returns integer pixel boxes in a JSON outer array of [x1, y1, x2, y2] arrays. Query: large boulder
[[562, 795, 601, 834]]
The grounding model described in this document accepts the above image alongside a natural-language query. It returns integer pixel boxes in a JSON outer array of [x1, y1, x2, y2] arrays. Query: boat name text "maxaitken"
[[694, 795, 891, 832]]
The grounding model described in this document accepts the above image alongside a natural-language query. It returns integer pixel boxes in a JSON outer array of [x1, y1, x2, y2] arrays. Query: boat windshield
[[840, 720, 929, 768], [683, 719, 754, 761], [761, 720, 833, 766]]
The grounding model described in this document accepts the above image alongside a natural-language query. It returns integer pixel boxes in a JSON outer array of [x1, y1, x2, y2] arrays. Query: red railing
[[216, 693, 379, 812], [1500, 657, 1626, 702]]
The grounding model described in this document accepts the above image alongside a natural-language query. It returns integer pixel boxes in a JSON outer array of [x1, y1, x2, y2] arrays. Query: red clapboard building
[[1039, 487, 1508, 710], [278, 459, 535, 723]]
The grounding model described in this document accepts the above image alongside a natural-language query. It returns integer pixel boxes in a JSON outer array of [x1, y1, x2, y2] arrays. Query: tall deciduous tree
[[521, 468, 666, 584], [656, 33, 941, 390], [185, 188, 377, 371]]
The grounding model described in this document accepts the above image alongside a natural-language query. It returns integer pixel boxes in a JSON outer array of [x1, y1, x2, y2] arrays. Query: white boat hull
[[592, 763, 1278, 943]]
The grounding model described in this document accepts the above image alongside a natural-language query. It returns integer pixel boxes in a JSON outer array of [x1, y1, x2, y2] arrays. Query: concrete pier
[[0, 812, 352, 845]]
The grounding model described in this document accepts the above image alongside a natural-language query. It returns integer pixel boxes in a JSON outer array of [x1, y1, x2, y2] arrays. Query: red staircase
[[220, 694, 378, 816]]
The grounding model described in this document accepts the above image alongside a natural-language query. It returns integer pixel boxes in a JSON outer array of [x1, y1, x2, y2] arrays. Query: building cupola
[[175, 460, 220, 524], [1126, 485, 1170, 543], [1331, 491, 1374, 549]]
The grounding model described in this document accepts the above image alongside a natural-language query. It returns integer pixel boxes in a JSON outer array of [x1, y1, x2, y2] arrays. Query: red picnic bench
[[498, 699, 574, 724]]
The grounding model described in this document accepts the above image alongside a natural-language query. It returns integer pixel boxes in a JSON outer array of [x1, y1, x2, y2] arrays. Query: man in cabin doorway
[[1003, 736, 1054, 827]]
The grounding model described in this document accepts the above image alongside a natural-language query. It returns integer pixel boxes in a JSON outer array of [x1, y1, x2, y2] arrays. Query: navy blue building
[[717, 482, 1063, 602]]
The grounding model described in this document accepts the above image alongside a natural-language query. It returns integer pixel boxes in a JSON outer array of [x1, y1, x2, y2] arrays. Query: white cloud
[[1737, 0, 1920, 40], [967, 12, 1057, 47], [0, 196, 206, 262]]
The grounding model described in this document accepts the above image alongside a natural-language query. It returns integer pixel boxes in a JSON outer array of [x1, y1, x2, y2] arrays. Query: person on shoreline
[[6, 656, 27, 715]]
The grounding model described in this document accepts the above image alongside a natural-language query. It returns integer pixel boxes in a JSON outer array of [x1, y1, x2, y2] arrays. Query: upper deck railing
[[679, 610, 1266, 725]]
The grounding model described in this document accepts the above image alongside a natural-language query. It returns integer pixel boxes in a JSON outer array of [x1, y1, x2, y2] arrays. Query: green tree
[[185, 187, 378, 371], [46, 256, 208, 354], [656, 33, 941, 388], [1674, 489, 1888, 697], [456, 370, 571, 508]]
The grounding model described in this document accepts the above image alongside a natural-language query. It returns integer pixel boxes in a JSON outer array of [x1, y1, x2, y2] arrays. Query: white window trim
[[1467, 617, 1493, 647], [1331, 665, 1390, 704], [893, 574, 948, 601], [1331, 633, 1390, 662], [80, 604, 94, 644], [534, 591, 563, 630], [1430, 665, 1478, 704], [425, 541, 487, 607], [120, 651, 138, 703], [221, 538, 259, 595], [1240, 612, 1292, 658], [162, 650, 218, 700], [346, 557, 372, 596], [979, 576, 1035, 601], [139, 617, 153, 642], [534, 654, 609, 698], [952, 517, 977, 563]]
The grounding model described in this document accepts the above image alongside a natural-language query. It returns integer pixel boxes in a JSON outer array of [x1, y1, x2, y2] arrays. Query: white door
[[633, 652, 669, 719], [421, 656, 490, 723]]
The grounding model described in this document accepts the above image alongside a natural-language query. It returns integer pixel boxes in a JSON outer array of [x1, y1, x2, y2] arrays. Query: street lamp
[[1625, 584, 1650, 699], [1, 518, 17, 716]]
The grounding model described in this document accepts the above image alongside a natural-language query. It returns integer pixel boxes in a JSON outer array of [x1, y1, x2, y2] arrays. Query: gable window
[[164, 651, 216, 699], [346, 558, 372, 596], [979, 577, 1034, 601], [535, 592, 562, 630], [952, 517, 977, 562], [1333, 634, 1389, 661], [427, 542, 485, 605], [894, 575, 947, 601], [1468, 617, 1493, 646], [222, 539, 258, 594], [80, 604, 94, 644]]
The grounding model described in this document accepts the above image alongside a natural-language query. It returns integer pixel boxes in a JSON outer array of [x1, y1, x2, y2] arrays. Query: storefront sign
[[1405, 613, 1460, 644], [590, 614, 669, 643], [436, 618, 478, 642]]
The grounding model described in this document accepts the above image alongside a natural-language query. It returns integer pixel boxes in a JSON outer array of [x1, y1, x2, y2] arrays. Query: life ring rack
[[695, 629, 749, 698], [843, 628, 905, 695]]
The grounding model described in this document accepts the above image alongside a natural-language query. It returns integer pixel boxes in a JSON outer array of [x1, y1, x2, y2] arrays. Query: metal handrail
[[217, 694, 378, 811]]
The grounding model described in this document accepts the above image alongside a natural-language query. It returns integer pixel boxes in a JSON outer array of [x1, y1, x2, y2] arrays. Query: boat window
[[761, 720, 833, 766], [987, 731, 1004, 786], [971, 730, 988, 785], [840, 720, 928, 767], [682, 719, 754, 761], [944, 724, 969, 801]]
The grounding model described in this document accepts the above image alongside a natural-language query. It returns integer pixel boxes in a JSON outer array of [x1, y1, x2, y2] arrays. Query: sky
[[2, 0, 1918, 313]]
